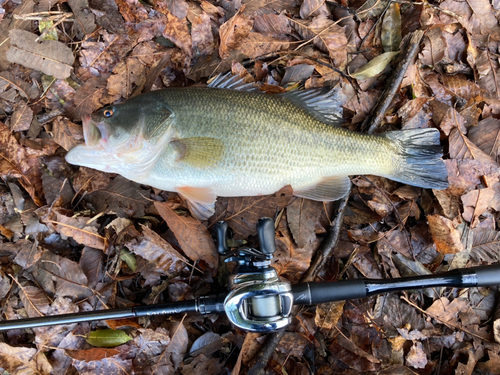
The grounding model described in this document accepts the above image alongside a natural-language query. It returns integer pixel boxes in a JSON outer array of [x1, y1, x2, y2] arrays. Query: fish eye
[[103, 108, 114, 117]]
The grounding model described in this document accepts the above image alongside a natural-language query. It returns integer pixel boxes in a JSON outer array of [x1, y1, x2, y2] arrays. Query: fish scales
[[149, 88, 395, 194], [65, 75, 448, 220]]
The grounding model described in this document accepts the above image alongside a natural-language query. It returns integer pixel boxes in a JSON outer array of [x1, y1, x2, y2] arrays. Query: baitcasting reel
[[215, 218, 293, 332]]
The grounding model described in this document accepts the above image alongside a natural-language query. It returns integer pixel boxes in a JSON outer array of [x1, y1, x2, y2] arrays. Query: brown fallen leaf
[[427, 214, 464, 254], [68, 0, 96, 39], [461, 188, 500, 227], [210, 186, 293, 239], [191, 12, 215, 58], [67, 76, 111, 120], [46, 220, 108, 250], [115, 0, 148, 23], [0, 343, 52, 375], [65, 348, 120, 361], [85, 176, 151, 218], [160, 8, 193, 59], [253, 11, 291, 37], [0, 0, 33, 70], [290, 15, 348, 67], [299, 0, 329, 19], [52, 117, 84, 151], [162, 0, 189, 19], [155, 201, 218, 272], [315, 301, 345, 329], [219, 10, 254, 60], [286, 198, 323, 248], [19, 285, 51, 318], [449, 128, 495, 162], [0, 71, 39, 100], [10, 102, 33, 132], [470, 229, 500, 263], [468, 117, 500, 158], [107, 57, 146, 98], [125, 225, 189, 275], [7, 30, 75, 79]]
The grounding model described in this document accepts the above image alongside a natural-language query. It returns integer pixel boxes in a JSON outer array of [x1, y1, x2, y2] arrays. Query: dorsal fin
[[209, 72, 343, 126], [208, 73, 259, 92], [278, 87, 343, 127]]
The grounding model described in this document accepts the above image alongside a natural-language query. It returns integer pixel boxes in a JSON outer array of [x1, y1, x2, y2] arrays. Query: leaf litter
[[0, 0, 499, 373]]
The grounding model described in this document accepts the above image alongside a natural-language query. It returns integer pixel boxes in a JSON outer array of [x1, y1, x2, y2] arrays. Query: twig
[[247, 187, 352, 375], [362, 30, 425, 134]]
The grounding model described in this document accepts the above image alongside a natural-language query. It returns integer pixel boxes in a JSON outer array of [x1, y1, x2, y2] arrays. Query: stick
[[247, 187, 352, 375], [361, 30, 425, 134]]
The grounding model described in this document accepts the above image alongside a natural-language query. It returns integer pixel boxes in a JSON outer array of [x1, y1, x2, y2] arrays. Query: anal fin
[[177, 186, 217, 220], [294, 176, 351, 201]]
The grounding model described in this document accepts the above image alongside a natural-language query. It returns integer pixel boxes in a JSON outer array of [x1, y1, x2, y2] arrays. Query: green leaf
[[350, 51, 399, 80], [120, 248, 137, 272], [86, 329, 132, 348], [39, 20, 58, 41], [381, 3, 402, 52]]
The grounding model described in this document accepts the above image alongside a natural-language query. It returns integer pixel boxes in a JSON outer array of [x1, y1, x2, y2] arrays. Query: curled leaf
[[350, 51, 399, 80]]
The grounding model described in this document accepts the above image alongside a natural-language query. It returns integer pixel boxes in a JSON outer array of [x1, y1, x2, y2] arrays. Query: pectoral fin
[[170, 137, 224, 169], [294, 176, 351, 201], [177, 186, 217, 220]]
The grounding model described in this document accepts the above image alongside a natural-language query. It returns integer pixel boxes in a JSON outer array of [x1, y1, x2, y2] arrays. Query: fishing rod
[[1, 218, 499, 333]]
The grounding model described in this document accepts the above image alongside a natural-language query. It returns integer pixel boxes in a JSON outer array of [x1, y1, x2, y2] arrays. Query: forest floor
[[0, 0, 500, 373]]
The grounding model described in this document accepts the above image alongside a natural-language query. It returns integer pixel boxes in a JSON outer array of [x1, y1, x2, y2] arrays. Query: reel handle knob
[[215, 221, 229, 254], [257, 218, 276, 255]]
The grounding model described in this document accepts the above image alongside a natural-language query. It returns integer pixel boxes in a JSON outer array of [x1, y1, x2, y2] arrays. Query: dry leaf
[[219, 11, 253, 59], [0, 71, 39, 99], [315, 301, 345, 329], [19, 285, 51, 318], [192, 12, 215, 57], [125, 225, 189, 275], [468, 118, 500, 157], [210, 186, 293, 239], [10, 102, 33, 132], [351, 51, 399, 80], [162, 9, 193, 59], [155, 201, 218, 271], [68, 0, 96, 39], [107, 57, 146, 97], [470, 229, 500, 262], [163, 0, 189, 19], [461, 188, 500, 227], [291, 16, 348, 67], [287, 198, 323, 248], [427, 214, 464, 254], [7, 30, 75, 79], [381, 3, 401, 52], [300, 0, 329, 19], [52, 117, 84, 151], [448, 128, 495, 162]]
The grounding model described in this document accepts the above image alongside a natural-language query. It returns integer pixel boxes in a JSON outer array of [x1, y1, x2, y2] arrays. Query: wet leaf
[[427, 214, 464, 254], [381, 3, 401, 52], [350, 51, 399, 80], [86, 329, 132, 347], [155, 201, 218, 271], [7, 30, 75, 79], [68, 0, 96, 39], [10, 102, 33, 132]]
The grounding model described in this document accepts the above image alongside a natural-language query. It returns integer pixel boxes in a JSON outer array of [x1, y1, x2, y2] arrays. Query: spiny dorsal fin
[[209, 73, 343, 126], [278, 87, 343, 127], [208, 73, 259, 92], [294, 175, 351, 201], [170, 137, 224, 169]]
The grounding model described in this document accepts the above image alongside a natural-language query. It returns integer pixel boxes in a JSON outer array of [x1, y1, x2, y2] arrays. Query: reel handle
[[215, 221, 229, 254], [257, 218, 276, 255]]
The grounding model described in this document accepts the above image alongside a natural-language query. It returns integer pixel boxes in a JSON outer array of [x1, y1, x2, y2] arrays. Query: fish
[[65, 74, 449, 220]]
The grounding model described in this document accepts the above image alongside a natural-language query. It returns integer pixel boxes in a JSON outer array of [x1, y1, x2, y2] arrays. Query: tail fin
[[383, 128, 449, 190]]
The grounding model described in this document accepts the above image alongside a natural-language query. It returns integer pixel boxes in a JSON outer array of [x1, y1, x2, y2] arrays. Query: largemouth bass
[[65, 75, 448, 219]]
